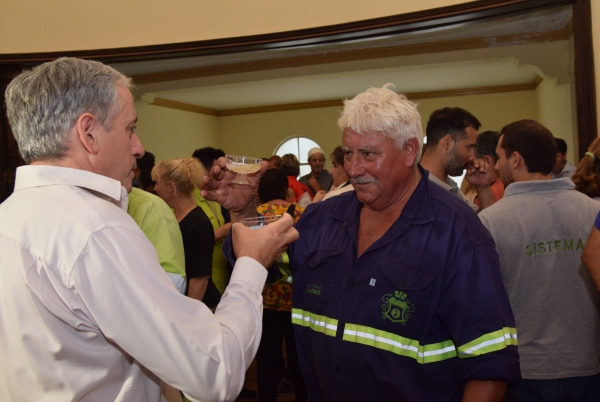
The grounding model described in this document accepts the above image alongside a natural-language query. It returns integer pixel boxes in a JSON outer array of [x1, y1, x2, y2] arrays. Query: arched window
[[275, 136, 321, 177]]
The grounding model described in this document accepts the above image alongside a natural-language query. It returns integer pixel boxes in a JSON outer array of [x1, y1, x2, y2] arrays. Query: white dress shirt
[[0, 165, 266, 402]]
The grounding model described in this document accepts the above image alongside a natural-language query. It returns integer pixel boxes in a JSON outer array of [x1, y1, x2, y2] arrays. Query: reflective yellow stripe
[[342, 323, 457, 364], [458, 327, 518, 357], [292, 310, 517, 363], [291, 308, 338, 336], [342, 323, 518, 364]]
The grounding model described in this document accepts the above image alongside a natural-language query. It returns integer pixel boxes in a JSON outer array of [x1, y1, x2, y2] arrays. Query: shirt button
[[335, 365, 341, 371], [350, 283, 356, 288]]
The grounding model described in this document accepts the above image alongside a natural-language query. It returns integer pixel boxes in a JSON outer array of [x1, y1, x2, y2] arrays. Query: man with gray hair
[[0, 57, 298, 401], [203, 84, 520, 401]]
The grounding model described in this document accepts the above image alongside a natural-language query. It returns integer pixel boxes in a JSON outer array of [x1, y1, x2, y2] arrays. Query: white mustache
[[351, 176, 378, 185]]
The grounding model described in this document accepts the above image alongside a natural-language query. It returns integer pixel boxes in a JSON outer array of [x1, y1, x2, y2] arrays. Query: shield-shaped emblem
[[382, 291, 414, 324]]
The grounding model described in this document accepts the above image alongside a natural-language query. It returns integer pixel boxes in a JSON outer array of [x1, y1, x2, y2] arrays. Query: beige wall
[[0, 0, 468, 54], [219, 107, 344, 159], [135, 101, 220, 161], [416, 91, 538, 135], [536, 79, 576, 163], [136, 90, 541, 163]]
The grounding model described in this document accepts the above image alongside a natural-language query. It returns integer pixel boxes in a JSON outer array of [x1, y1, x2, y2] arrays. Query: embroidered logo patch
[[382, 290, 414, 325]]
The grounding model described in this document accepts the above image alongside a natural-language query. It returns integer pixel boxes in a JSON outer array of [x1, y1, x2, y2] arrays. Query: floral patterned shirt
[[257, 201, 304, 311]]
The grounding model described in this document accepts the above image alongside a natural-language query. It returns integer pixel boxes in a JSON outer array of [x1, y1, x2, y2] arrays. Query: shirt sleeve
[[595, 211, 600, 230], [71, 224, 266, 402], [437, 244, 521, 384]]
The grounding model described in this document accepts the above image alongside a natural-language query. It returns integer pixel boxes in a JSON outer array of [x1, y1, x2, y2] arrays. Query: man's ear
[[442, 134, 454, 152], [510, 151, 522, 169], [75, 113, 101, 155], [403, 137, 419, 167]]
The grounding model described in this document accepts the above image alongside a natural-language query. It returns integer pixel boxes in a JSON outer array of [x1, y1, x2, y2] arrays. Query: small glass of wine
[[240, 215, 282, 230], [225, 155, 262, 185]]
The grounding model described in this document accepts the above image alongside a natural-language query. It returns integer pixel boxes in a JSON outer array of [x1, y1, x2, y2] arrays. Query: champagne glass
[[225, 155, 262, 185]]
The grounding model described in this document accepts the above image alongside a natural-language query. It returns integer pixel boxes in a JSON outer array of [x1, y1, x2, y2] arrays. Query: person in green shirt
[[127, 186, 187, 294]]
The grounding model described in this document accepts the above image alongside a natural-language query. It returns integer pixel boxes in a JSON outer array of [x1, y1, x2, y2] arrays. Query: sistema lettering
[[526, 238, 584, 256]]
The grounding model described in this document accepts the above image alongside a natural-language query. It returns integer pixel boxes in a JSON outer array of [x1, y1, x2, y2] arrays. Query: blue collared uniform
[[289, 167, 520, 401]]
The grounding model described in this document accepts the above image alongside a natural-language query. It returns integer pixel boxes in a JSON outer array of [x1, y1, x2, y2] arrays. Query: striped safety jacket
[[288, 167, 521, 401]]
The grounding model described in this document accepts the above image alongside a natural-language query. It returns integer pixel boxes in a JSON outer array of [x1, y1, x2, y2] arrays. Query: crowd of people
[[1, 57, 600, 402]]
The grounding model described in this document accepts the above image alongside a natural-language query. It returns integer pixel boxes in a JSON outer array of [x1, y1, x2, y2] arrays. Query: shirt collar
[[504, 177, 574, 197], [14, 165, 125, 204], [427, 171, 459, 193]]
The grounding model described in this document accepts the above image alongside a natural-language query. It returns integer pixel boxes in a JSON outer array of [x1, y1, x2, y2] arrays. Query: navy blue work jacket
[[287, 167, 520, 401]]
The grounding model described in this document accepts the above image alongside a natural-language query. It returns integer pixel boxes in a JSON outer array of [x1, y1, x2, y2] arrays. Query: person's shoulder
[[425, 180, 494, 245], [181, 207, 213, 233], [426, 178, 474, 214], [313, 188, 355, 207], [128, 188, 174, 217], [300, 191, 355, 222], [129, 187, 159, 205], [189, 206, 211, 222]]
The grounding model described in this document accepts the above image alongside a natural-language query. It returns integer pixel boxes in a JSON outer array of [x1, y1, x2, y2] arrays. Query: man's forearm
[[463, 380, 507, 402], [187, 276, 209, 302], [475, 185, 496, 212]]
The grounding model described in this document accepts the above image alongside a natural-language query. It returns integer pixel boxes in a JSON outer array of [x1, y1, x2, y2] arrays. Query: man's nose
[[346, 156, 362, 177], [131, 134, 145, 159]]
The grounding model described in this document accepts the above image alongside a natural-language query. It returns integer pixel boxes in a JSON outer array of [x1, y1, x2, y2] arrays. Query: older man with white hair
[[203, 84, 520, 401], [0, 57, 298, 402]]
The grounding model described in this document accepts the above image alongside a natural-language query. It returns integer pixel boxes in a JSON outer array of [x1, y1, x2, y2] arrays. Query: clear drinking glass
[[225, 155, 262, 185], [240, 215, 282, 230]]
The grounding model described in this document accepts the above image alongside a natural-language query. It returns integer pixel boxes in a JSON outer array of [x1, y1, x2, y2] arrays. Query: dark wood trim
[[573, 0, 597, 158], [0, 0, 570, 65]]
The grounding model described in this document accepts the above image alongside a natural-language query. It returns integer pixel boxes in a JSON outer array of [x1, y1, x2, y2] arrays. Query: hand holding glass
[[240, 215, 282, 230]]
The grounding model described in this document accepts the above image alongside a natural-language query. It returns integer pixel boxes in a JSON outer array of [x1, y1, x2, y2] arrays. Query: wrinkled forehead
[[309, 153, 325, 161]]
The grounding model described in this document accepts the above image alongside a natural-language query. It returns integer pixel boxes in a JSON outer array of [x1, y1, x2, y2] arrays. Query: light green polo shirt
[[127, 188, 186, 280]]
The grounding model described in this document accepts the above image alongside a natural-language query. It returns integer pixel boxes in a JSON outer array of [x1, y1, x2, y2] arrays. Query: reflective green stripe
[[342, 323, 457, 364], [458, 327, 518, 358], [291, 308, 338, 336]]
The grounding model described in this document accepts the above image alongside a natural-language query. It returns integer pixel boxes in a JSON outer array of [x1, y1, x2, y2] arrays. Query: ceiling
[[109, 4, 573, 114]]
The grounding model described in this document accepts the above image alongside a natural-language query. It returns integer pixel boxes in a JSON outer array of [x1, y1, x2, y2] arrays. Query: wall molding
[[148, 76, 543, 116], [132, 28, 570, 85], [148, 97, 220, 116]]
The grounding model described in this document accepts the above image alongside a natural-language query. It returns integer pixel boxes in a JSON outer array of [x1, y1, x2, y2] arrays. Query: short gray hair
[[338, 83, 423, 161], [5, 57, 133, 164]]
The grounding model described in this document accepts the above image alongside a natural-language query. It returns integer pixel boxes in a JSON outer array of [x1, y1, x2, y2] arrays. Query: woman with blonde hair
[[152, 158, 220, 307], [572, 137, 600, 201]]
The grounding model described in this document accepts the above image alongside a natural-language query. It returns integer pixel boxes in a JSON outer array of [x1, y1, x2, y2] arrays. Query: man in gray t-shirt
[[479, 119, 600, 402]]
